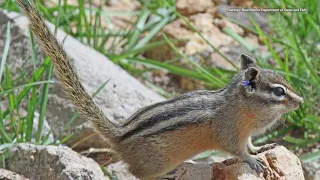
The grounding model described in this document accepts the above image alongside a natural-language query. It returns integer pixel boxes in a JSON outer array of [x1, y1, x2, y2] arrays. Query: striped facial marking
[[270, 83, 303, 103]]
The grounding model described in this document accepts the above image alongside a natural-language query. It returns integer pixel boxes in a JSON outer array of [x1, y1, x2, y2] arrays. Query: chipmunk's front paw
[[250, 143, 279, 155], [244, 155, 266, 173], [257, 143, 278, 154]]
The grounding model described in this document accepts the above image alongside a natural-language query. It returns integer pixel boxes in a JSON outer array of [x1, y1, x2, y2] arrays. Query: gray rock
[[211, 146, 304, 180], [0, 169, 29, 180], [106, 162, 138, 180], [218, 4, 269, 32], [303, 159, 320, 180], [163, 146, 304, 180], [5, 143, 107, 180], [0, 9, 165, 150]]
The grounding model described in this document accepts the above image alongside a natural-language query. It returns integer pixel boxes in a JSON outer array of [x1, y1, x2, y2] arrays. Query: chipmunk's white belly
[[252, 115, 282, 136]]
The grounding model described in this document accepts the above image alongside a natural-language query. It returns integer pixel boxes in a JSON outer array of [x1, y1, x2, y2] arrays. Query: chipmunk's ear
[[240, 53, 256, 70], [244, 67, 260, 81], [243, 67, 260, 92]]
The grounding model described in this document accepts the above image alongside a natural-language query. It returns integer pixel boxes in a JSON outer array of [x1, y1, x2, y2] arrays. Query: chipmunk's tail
[[16, 0, 120, 143]]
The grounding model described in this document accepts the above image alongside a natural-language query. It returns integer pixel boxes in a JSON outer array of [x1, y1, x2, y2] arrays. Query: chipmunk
[[16, 1, 304, 179]]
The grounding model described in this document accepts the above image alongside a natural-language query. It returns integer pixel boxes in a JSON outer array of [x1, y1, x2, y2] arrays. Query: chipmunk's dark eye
[[273, 87, 285, 96]]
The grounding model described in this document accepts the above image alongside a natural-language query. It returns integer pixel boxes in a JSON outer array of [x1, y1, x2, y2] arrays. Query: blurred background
[[0, 0, 319, 179]]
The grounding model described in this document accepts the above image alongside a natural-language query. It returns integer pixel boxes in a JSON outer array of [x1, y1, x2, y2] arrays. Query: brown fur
[[16, 1, 303, 179]]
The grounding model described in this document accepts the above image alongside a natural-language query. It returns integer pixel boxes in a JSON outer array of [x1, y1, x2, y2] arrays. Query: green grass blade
[[0, 110, 11, 143], [41, 130, 53, 145], [92, 78, 111, 98], [0, 22, 11, 84], [59, 134, 73, 144], [305, 16, 320, 37], [134, 13, 174, 50], [283, 135, 320, 148], [126, 10, 150, 51], [25, 87, 37, 142], [284, 48, 290, 81], [303, 115, 320, 125], [291, 32, 320, 87], [0, 80, 54, 97], [4, 66, 15, 129], [29, 28, 37, 72], [36, 62, 53, 142]]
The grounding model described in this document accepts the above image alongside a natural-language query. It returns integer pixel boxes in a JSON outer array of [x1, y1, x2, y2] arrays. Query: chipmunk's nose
[[294, 94, 304, 104], [298, 97, 303, 107], [298, 97, 304, 104]]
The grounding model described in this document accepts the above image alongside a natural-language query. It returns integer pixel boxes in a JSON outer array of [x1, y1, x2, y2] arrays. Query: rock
[[244, 33, 260, 46], [166, 161, 214, 180], [146, 13, 236, 61], [209, 45, 247, 70], [176, 0, 213, 16], [303, 159, 320, 180], [216, 18, 244, 36], [212, 146, 304, 180], [185, 45, 246, 71], [188, 13, 236, 50], [218, 4, 269, 32], [0, 9, 165, 151], [0, 169, 29, 180], [106, 162, 138, 180], [164, 146, 304, 180], [32, 111, 55, 143], [4, 143, 107, 180]]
